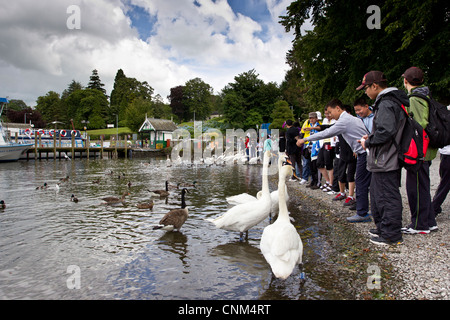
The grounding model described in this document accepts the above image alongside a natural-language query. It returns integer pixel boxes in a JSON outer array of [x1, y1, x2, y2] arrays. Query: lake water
[[0, 158, 357, 300]]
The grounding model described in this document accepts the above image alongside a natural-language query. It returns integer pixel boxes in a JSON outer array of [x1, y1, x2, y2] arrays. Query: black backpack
[[409, 93, 450, 149], [379, 93, 429, 172]]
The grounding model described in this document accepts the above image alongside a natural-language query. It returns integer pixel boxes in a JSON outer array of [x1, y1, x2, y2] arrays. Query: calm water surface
[[0, 158, 355, 300]]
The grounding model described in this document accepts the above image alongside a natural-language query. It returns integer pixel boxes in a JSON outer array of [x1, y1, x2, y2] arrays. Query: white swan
[[207, 150, 272, 241], [260, 161, 303, 280], [268, 153, 290, 215], [226, 153, 290, 216], [226, 192, 259, 206], [248, 156, 259, 164]]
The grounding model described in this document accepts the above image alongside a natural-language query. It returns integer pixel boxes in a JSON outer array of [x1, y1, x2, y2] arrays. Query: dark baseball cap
[[356, 71, 387, 90], [402, 67, 424, 86]]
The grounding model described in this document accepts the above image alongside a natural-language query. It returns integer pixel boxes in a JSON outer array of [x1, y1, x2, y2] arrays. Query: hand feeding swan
[[207, 150, 272, 241], [260, 161, 303, 280]]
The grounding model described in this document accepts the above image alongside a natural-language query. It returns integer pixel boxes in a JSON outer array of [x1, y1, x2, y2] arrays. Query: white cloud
[[0, 0, 294, 106]]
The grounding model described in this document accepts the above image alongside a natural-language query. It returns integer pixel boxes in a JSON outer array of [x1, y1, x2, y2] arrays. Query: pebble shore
[[285, 154, 449, 300]]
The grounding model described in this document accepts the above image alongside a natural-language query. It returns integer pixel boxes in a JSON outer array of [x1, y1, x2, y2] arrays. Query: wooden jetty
[[23, 135, 130, 160]]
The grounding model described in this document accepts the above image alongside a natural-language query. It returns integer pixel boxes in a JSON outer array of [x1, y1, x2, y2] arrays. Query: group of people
[[282, 67, 449, 246]]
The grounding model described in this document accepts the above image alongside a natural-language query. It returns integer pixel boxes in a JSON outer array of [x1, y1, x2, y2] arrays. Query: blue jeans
[[302, 156, 311, 181]]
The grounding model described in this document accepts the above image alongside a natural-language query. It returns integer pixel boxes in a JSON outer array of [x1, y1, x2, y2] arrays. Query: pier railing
[[22, 134, 130, 160]]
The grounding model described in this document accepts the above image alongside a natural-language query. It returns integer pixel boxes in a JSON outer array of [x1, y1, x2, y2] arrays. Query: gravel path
[[286, 154, 449, 300]]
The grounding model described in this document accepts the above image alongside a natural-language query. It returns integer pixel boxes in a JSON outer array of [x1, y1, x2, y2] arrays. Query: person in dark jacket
[[285, 119, 302, 180], [278, 131, 286, 153], [358, 71, 407, 246]]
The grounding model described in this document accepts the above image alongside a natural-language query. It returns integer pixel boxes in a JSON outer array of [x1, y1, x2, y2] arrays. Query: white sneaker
[[327, 190, 338, 195], [401, 227, 430, 234], [299, 179, 308, 185]]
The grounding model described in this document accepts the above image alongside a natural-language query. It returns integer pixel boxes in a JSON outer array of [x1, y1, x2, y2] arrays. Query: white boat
[[0, 98, 33, 162]]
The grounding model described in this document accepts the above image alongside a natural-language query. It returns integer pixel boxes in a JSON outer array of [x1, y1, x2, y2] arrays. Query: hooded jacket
[[365, 88, 409, 172]]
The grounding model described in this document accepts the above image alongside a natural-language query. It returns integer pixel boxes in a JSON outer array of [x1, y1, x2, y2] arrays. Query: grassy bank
[[87, 127, 134, 140]]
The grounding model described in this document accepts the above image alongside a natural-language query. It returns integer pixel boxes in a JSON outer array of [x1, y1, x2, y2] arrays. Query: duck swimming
[[71, 194, 79, 203], [102, 192, 130, 205], [36, 183, 48, 190], [153, 188, 189, 232], [149, 181, 171, 197], [136, 200, 154, 210]]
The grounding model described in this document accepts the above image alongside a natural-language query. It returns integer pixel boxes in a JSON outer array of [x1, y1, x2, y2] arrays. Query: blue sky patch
[[123, 1, 158, 40]]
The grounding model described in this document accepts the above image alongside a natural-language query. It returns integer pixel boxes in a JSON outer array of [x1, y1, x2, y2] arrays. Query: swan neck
[[278, 174, 289, 218], [262, 158, 270, 195]]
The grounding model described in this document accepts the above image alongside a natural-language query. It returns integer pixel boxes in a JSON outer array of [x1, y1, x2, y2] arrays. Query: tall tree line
[[279, 0, 450, 114], [168, 69, 285, 130], [33, 69, 172, 132]]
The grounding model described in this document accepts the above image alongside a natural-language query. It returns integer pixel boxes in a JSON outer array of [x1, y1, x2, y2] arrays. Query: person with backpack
[[401, 67, 438, 234], [358, 70, 407, 246]]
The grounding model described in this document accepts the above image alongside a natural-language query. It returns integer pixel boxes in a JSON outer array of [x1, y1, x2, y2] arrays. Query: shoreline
[[282, 154, 449, 300]]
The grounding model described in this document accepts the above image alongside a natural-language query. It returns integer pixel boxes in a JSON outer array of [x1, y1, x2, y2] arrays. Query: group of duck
[[35, 175, 79, 204], [28, 150, 303, 280], [32, 170, 193, 216]]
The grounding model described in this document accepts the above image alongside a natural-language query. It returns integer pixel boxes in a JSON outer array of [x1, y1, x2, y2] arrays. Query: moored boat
[[0, 97, 33, 162]]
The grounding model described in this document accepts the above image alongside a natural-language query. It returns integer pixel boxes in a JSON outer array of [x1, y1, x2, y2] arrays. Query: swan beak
[[282, 160, 293, 168]]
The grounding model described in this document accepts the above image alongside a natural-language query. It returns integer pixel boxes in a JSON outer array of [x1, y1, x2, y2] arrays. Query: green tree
[[125, 97, 154, 132], [6, 99, 28, 111], [222, 92, 245, 128], [62, 80, 83, 100], [183, 77, 213, 121], [65, 89, 109, 129], [35, 91, 61, 126], [87, 69, 107, 96], [280, 0, 450, 107], [244, 109, 263, 130], [269, 100, 294, 130], [221, 69, 281, 127], [254, 81, 281, 122], [222, 69, 264, 112], [153, 94, 173, 119], [110, 69, 154, 125]]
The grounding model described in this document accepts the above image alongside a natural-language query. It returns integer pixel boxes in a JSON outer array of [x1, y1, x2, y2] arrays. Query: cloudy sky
[[0, 0, 301, 106]]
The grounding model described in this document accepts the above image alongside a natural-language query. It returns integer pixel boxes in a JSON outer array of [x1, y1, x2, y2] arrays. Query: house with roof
[[139, 117, 178, 149]]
